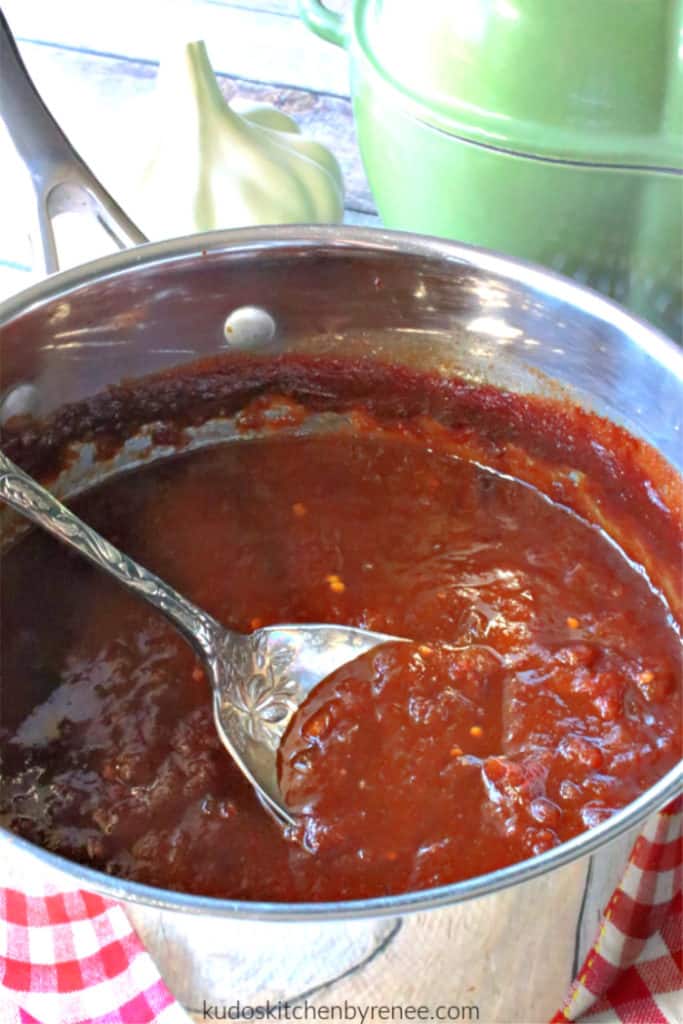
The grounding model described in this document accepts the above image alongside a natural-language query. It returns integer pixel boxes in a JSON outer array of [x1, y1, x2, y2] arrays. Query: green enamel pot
[[299, 0, 683, 341]]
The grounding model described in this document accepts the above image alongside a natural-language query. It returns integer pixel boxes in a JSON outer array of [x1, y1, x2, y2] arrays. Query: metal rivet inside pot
[[0, 383, 40, 425], [223, 306, 276, 348]]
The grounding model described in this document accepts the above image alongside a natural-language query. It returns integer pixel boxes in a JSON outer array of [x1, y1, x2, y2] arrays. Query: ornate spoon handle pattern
[[0, 451, 224, 657], [0, 451, 401, 824]]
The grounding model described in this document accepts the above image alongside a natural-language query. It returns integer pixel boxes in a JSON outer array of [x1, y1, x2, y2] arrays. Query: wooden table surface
[[0, 0, 376, 301]]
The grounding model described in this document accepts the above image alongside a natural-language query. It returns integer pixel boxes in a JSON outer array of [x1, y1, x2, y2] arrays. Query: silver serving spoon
[[0, 15, 402, 824], [0, 453, 401, 825]]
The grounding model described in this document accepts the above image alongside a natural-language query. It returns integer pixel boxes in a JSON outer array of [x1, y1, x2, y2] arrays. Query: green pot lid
[[356, 0, 683, 170]]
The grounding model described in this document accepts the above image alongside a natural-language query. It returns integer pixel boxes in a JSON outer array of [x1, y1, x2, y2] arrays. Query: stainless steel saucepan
[[0, 13, 681, 1023]]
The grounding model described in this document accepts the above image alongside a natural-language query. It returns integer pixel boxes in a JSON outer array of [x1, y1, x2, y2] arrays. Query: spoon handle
[[0, 452, 225, 658]]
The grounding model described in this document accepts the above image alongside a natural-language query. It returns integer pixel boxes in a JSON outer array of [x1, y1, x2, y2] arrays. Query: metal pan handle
[[0, 10, 147, 275]]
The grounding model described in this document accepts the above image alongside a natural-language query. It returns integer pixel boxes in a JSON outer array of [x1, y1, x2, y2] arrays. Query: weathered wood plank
[[2, 0, 351, 96], [0, 2, 372, 296], [208, 0, 300, 16], [1, 39, 374, 228], [0, 39, 377, 297], [210, 1, 351, 20]]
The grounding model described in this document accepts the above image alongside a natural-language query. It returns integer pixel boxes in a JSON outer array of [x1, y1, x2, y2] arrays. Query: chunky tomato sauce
[[0, 357, 680, 901]]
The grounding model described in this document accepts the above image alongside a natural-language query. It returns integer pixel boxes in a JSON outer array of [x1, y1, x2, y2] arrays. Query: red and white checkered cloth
[[553, 796, 682, 1024], [1, 799, 681, 1024], [0, 876, 189, 1024]]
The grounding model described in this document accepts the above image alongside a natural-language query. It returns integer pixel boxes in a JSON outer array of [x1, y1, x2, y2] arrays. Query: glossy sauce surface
[[1, 424, 680, 901]]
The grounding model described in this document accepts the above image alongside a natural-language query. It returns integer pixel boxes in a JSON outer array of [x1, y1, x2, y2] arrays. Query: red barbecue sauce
[[0, 356, 680, 901]]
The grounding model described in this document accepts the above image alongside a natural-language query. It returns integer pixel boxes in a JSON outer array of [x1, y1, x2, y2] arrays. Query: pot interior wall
[[1, 238, 680, 465]]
